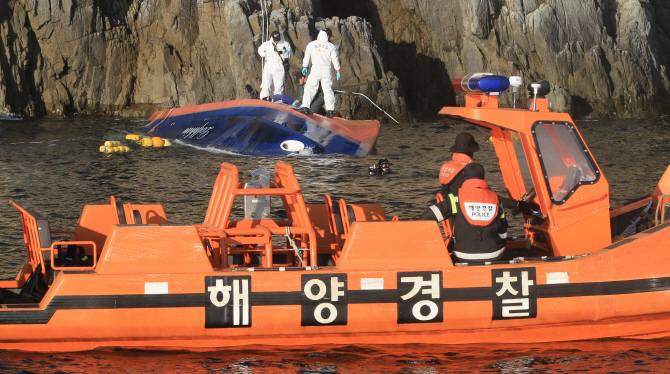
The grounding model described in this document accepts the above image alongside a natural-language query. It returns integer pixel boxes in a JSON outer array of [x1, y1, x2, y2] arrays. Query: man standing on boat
[[258, 30, 292, 102], [293, 72, 326, 115], [419, 163, 509, 263], [299, 28, 340, 118]]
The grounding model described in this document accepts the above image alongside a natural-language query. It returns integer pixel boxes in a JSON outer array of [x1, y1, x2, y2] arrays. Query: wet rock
[[323, 0, 669, 118], [1, 0, 668, 119], [0, 0, 409, 123]]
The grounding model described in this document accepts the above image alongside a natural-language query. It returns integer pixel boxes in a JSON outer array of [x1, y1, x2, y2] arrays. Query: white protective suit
[[258, 38, 292, 100], [301, 30, 340, 111]]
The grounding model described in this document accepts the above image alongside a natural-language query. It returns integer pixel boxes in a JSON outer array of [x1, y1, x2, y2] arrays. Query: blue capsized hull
[[144, 100, 380, 157]]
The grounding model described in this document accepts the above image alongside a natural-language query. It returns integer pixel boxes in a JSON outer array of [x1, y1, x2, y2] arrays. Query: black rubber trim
[[346, 204, 356, 225], [4, 275, 670, 325], [133, 210, 143, 224], [605, 237, 637, 250], [331, 203, 344, 234], [642, 220, 670, 235], [5, 304, 41, 309], [116, 202, 126, 225]]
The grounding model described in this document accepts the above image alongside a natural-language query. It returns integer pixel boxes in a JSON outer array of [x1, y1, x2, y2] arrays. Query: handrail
[[435, 193, 453, 241], [9, 200, 47, 274], [339, 198, 350, 235], [324, 194, 341, 251], [232, 188, 299, 196], [219, 226, 273, 268]]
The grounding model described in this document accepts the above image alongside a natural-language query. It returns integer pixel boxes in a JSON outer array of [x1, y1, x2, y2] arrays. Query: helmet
[[271, 30, 281, 42]]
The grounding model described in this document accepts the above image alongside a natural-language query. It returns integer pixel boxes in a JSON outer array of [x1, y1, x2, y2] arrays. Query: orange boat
[[4, 77, 670, 352]]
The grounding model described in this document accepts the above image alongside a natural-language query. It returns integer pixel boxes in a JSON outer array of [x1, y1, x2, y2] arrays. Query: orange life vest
[[457, 179, 500, 226], [439, 153, 473, 185]]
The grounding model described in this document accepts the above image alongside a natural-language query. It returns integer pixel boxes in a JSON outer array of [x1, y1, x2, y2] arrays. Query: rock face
[[322, 0, 670, 118], [0, 0, 409, 122], [1, 0, 668, 119]]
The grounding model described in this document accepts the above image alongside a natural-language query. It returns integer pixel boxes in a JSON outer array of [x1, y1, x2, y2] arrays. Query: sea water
[[0, 114, 669, 372]]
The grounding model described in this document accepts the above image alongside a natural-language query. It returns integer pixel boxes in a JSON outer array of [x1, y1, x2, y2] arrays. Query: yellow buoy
[[99, 146, 106, 152], [104, 140, 123, 147], [140, 138, 153, 147], [126, 134, 141, 141], [163, 139, 172, 146], [123, 146, 131, 152], [151, 137, 165, 147]]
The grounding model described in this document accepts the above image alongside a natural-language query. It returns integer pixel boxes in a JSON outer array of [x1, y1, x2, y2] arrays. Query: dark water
[[1, 114, 670, 372]]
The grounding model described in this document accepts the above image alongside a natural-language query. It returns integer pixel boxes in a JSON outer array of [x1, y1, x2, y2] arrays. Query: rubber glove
[[292, 101, 298, 107], [302, 67, 308, 75], [517, 200, 541, 216], [336, 72, 341, 81]]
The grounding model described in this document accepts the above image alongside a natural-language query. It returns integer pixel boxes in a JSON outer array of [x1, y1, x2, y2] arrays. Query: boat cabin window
[[533, 121, 599, 204]]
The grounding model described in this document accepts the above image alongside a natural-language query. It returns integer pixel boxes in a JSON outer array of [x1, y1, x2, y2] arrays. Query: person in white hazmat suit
[[258, 30, 292, 101], [299, 28, 340, 117]]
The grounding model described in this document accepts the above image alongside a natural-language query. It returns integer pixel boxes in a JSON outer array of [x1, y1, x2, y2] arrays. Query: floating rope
[[334, 90, 399, 124]]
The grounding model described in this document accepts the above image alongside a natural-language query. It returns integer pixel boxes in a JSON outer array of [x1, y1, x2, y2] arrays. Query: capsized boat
[[143, 99, 380, 157], [4, 75, 670, 352]]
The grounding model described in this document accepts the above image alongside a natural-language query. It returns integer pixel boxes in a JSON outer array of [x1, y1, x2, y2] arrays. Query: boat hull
[[144, 100, 380, 156], [3, 220, 670, 351]]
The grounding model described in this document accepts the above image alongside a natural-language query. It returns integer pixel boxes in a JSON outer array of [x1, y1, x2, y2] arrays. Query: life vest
[[449, 179, 507, 262], [439, 153, 473, 185]]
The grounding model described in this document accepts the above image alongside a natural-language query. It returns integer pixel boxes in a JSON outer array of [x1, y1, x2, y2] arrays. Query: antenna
[[509, 76, 522, 109], [531, 83, 541, 111]]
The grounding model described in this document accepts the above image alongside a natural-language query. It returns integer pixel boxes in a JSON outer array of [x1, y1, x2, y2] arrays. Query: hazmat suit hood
[[317, 30, 329, 42]]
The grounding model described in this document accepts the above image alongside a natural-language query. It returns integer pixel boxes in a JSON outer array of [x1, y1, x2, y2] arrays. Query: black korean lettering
[[301, 274, 348, 326], [397, 271, 443, 324], [205, 275, 252, 328], [491, 268, 537, 320]]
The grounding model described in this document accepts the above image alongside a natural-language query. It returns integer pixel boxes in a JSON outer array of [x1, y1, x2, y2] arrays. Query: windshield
[[533, 121, 599, 204]]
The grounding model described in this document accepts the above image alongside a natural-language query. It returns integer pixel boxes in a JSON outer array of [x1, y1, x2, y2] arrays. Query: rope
[[334, 90, 399, 124], [260, 0, 267, 73], [145, 107, 174, 134], [284, 227, 306, 267]]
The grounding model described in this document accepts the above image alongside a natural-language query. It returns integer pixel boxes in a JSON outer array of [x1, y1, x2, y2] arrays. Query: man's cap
[[449, 131, 479, 153], [463, 163, 485, 181], [271, 30, 280, 41], [324, 28, 333, 38]]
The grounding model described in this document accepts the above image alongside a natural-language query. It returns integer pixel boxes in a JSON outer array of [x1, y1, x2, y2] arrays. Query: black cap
[[324, 28, 333, 38], [463, 163, 485, 181], [271, 30, 280, 42], [449, 132, 479, 153]]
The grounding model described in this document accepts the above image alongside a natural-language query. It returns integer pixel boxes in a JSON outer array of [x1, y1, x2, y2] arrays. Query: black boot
[[299, 107, 311, 114], [326, 110, 336, 118]]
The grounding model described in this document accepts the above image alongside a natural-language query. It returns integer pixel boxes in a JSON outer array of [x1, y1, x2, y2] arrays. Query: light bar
[[452, 74, 510, 95]]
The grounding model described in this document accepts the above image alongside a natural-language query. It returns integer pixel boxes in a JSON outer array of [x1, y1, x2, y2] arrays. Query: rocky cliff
[[0, 0, 408, 121], [323, 0, 670, 118], [1, 0, 668, 119]]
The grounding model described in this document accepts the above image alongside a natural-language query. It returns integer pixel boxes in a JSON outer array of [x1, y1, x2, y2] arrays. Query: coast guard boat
[[3, 75, 670, 351], [144, 99, 380, 157]]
